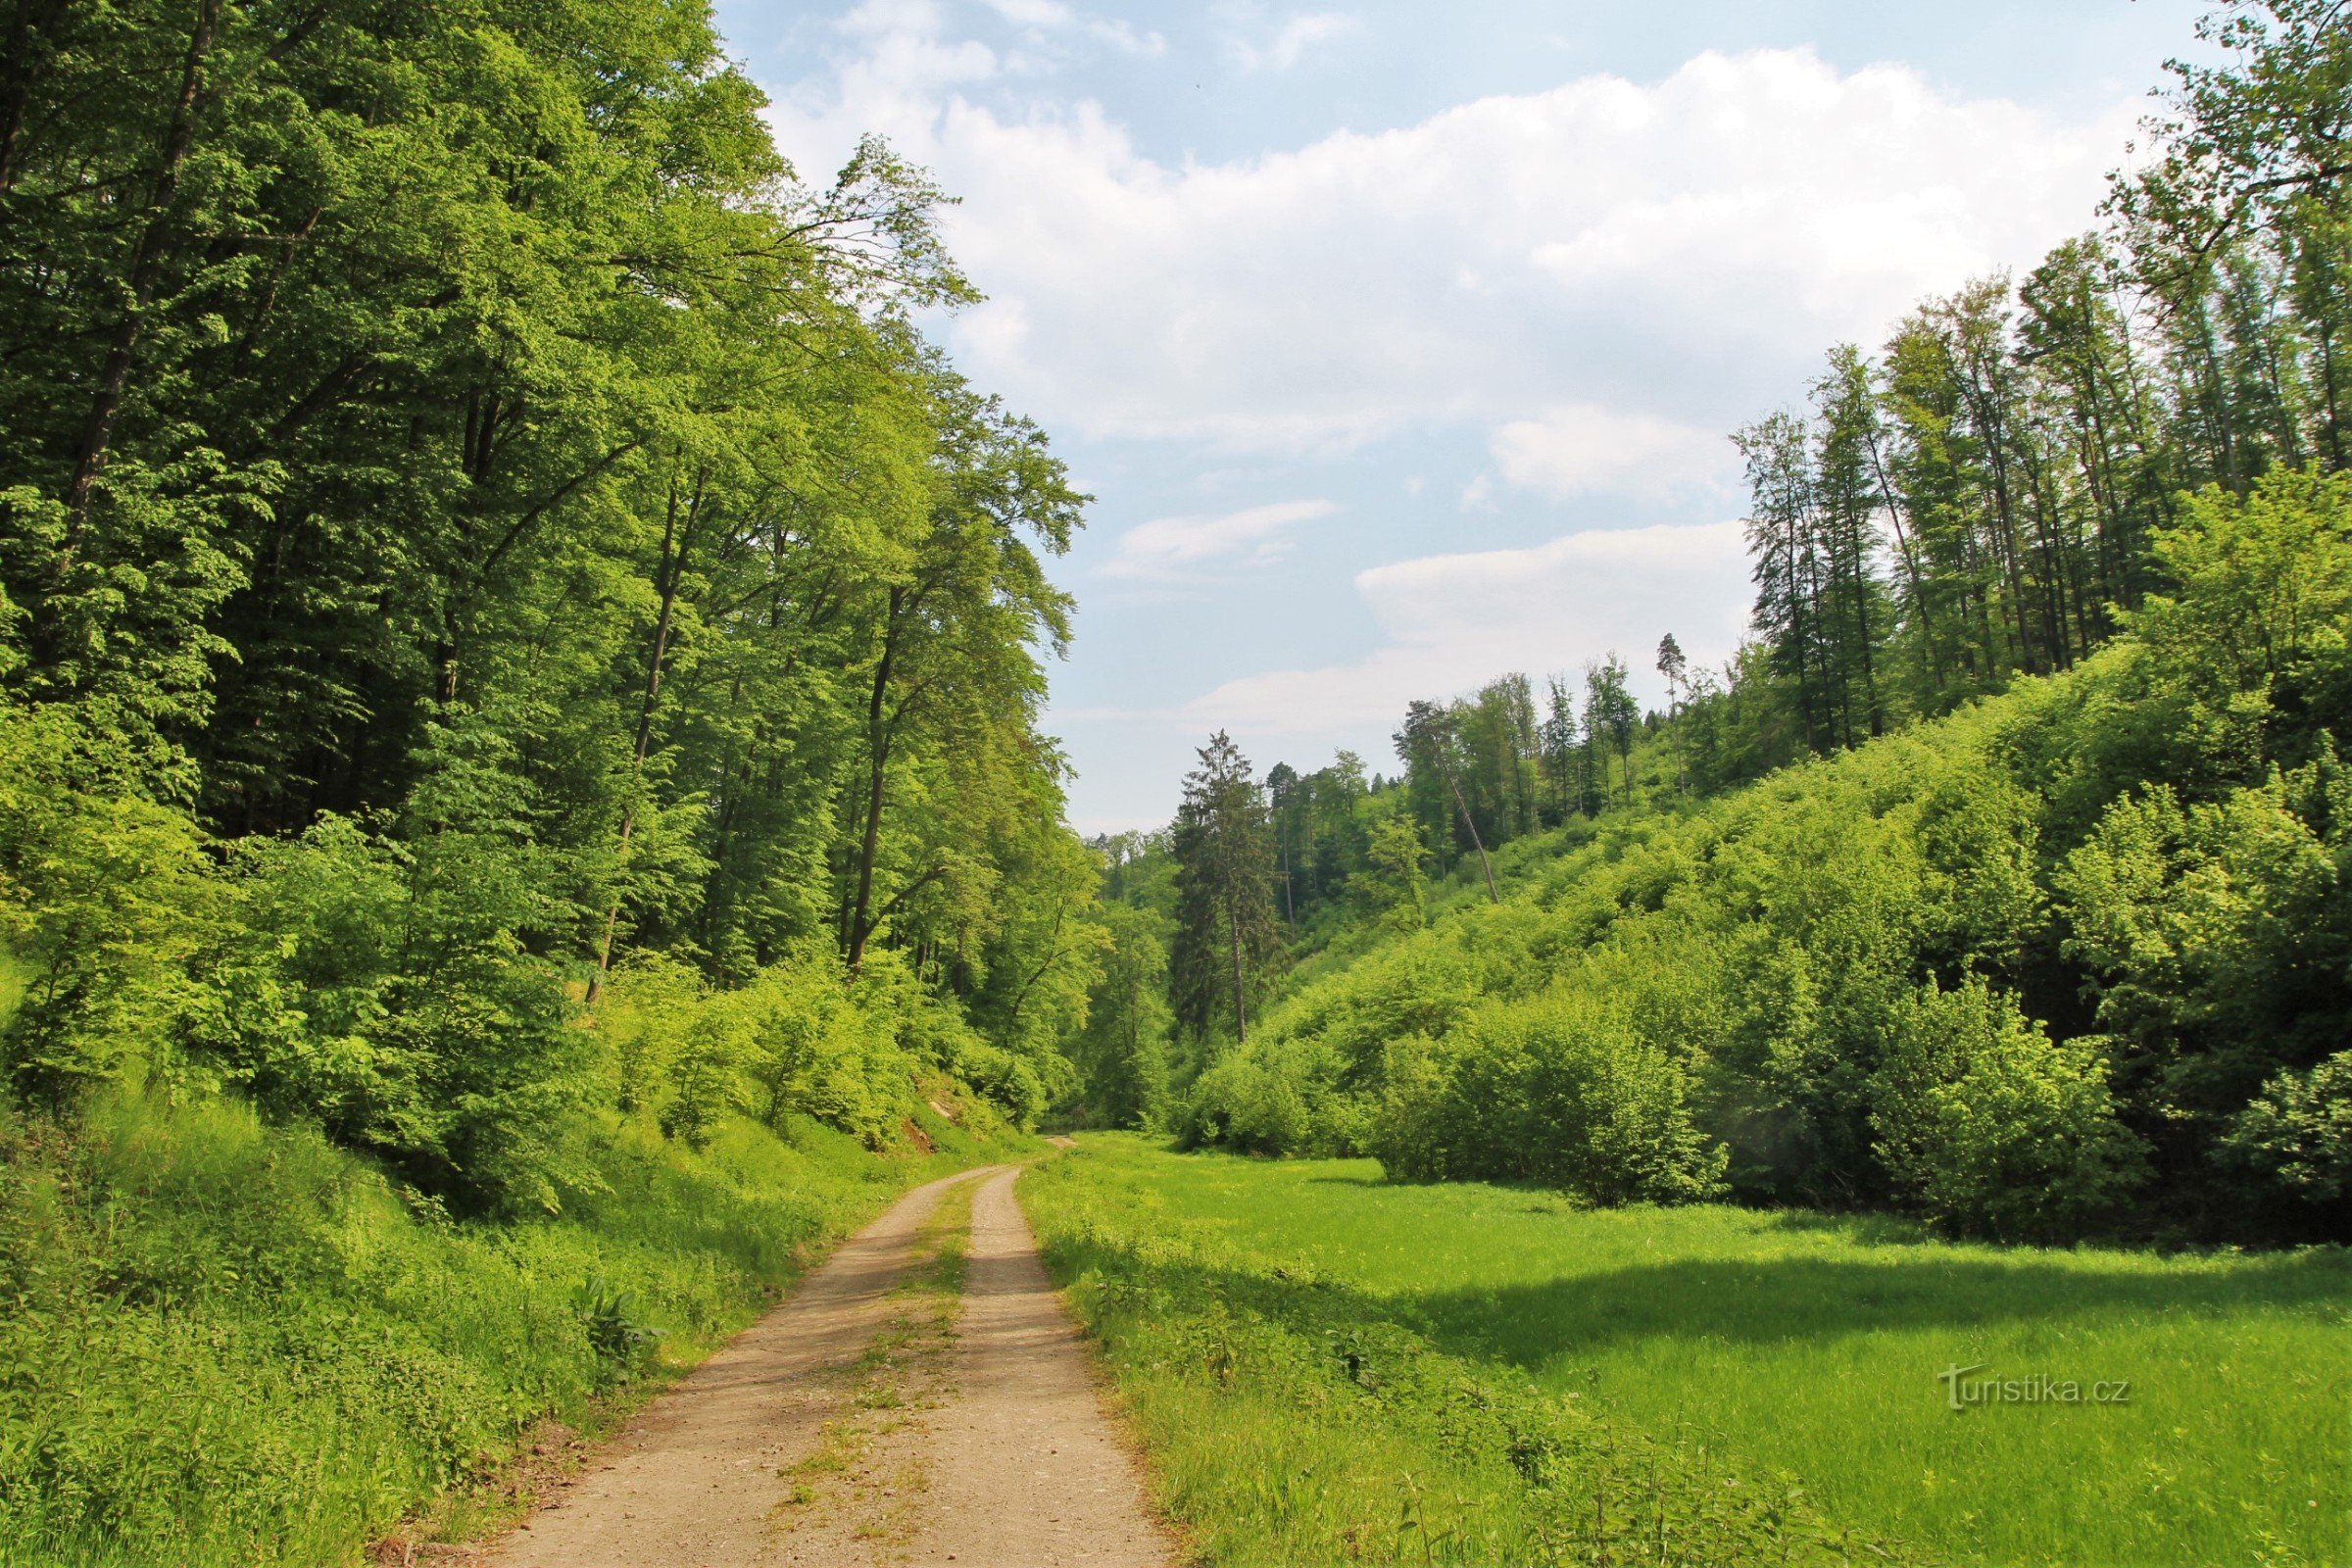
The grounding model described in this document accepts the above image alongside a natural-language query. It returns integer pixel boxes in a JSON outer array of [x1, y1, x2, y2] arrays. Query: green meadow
[[1026, 1135, 2351, 1568]]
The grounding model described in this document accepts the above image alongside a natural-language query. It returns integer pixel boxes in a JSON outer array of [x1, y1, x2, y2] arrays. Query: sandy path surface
[[904, 1168, 1172, 1568], [487, 1167, 998, 1568], [479, 1160, 1176, 1568]]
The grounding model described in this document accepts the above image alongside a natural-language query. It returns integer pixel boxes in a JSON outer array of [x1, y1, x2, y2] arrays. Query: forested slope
[[0, 0, 1092, 1557], [1078, 2, 2352, 1248], [1184, 469, 2352, 1245]]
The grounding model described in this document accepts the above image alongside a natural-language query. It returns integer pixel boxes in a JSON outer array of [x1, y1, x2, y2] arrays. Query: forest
[[0, 0, 2345, 1559], [0, 0, 1102, 1207], [1067, 0, 2352, 1247]]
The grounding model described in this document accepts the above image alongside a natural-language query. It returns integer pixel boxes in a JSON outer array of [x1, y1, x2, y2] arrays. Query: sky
[[716, 0, 2218, 833]]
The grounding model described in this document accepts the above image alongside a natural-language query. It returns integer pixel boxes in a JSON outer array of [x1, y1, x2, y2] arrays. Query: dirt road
[[482, 1162, 1174, 1568], [902, 1169, 1170, 1567]]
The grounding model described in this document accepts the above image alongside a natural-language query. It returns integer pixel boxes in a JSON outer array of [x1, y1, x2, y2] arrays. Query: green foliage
[[1178, 464, 2352, 1245], [0, 708, 214, 1102], [0, 0, 1094, 1176], [1372, 997, 1727, 1205], [1062, 903, 1172, 1130], [1168, 731, 1283, 1046], [1868, 975, 2143, 1240], [1358, 814, 1428, 932], [0, 0, 1098, 1547], [185, 742, 594, 1213], [595, 944, 1042, 1152], [2223, 1050, 2352, 1204]]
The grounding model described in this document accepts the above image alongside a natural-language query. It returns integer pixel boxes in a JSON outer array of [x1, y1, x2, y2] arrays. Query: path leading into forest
[[479, 1161, 1174, 1568]]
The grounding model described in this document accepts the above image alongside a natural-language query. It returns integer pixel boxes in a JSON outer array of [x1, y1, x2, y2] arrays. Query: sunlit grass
[[0, 1089, 1026, 1566], [1029, 1135, 2350, 1568]]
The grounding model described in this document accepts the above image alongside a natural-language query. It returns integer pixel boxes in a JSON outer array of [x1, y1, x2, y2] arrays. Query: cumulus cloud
[[768, 27, 2136, 455], [1184, 519, 1752, 737], [979, 0, 1165, 56], [1102, 498, 1337, 579], [1490, 404, 1740, 501], [1231, 12, 1362, 73]]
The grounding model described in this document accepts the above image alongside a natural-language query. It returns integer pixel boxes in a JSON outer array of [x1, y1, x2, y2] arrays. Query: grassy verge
[[1024, 1135, 2350, 1568], [0, 1091, 1029, 1566]]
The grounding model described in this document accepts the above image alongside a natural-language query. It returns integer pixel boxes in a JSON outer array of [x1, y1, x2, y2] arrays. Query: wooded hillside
[[0, 0, 1102, 1209]]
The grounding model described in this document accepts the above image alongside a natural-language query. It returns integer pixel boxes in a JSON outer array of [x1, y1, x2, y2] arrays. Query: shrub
[[0, 706, 216, 1102], [186, 808, 593, 1214], [1373, 997, 1727, 1204], [1869, 976, 2143, 1241], [2221, 1051, 2352, 1205], [1182, 1051, 1314, 1155]]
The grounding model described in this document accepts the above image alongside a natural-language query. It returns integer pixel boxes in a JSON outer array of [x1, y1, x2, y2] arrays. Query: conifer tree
[[1168, 731, 1282, 1044]]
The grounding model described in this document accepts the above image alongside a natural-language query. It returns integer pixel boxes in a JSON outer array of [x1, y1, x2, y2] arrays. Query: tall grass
[[0, 1088, 1027, 1566], [1027, 1135, 2350, 1567]]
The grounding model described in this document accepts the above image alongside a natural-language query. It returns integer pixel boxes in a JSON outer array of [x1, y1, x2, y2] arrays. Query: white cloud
[[979, 0, 1165, 56], [1183, 519, 1751, 737], [981, 0, 1072, 25], [1491, 404, 1740, 501], [1102, 498, 1336, 579], [768, 33, 2136, 456], [1232, 12, 1362, 73], [1087, 19, 1165, 56]]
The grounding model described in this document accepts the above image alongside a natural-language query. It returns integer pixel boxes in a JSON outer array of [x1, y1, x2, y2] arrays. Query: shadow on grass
[[1405, 1248, 2350, 1370], [1053, 1215, 2349, 1372]]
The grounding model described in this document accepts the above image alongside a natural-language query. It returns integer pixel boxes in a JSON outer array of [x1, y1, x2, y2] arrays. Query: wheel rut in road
[[481, 1162, 1174, 1568]]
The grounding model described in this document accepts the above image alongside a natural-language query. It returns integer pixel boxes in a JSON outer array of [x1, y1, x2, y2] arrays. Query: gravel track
[[476, 1160, 1174, 1568]]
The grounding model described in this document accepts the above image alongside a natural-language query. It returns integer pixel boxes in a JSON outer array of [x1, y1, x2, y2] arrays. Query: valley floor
[[482, 1163, 1173, 1568], [1024, 1135, 2350, 1568]]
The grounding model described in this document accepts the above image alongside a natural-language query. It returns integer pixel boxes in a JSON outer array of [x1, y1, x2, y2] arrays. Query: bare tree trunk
[[1441, 759, 1499, 906]]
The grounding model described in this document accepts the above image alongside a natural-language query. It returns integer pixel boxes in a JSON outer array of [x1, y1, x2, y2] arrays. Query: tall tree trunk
[[589, 473, 697, 1002], [845, 590, 906, 971], [1224, 890, 1248, 1044], [1440, 757, 1499, 906], [1124, 966, 1140, 1123], [1862, 429, 1943, 691], [63, 0, 220, 531]]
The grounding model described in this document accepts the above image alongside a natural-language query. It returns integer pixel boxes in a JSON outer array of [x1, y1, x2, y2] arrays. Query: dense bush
[[0, 715, 1046, 1220], [2223, 1050, 2352, 1204], [1370, 1000, 1726, 1203], [0, 707, 214, 1103], [1867, 976, 2142, 1241]]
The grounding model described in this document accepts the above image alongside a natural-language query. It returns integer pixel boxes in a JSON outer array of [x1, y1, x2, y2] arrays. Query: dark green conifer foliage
[[1168, 731, 1283, 1046]]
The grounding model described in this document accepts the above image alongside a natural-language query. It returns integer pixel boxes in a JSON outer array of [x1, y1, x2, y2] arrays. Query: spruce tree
[[1168, 731, 1282, 1044]]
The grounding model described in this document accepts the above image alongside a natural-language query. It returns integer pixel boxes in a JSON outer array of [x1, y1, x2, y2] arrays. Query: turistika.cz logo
[[1937, 1363, 2132, 1412]]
